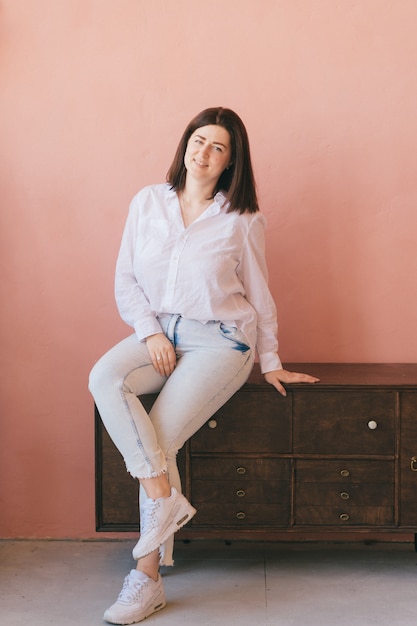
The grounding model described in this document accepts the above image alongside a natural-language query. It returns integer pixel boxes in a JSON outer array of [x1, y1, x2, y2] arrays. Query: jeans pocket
[[217, 322, 250, 353]]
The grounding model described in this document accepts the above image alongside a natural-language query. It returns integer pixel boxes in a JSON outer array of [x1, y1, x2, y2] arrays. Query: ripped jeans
[[89, 315, 254, 565]]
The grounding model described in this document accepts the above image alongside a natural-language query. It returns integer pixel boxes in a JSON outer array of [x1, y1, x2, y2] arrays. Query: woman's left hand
[[264, 369, 320, 397]]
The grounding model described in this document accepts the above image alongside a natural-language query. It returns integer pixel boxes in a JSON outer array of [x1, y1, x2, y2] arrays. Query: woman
[[89, 106, 319, 624]]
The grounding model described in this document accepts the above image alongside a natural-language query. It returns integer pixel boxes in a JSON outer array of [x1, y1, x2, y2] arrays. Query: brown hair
[[166, 107, 259, 214]]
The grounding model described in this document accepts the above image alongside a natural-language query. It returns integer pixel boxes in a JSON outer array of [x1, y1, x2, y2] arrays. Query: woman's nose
[[199, 144, 209, 157]]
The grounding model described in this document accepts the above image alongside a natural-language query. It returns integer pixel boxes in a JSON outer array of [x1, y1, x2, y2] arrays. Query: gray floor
[[1, 539, 416, 625]]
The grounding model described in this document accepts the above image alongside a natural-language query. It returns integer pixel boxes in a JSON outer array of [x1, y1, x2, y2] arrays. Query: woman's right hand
[[146, 333, 177, 377]]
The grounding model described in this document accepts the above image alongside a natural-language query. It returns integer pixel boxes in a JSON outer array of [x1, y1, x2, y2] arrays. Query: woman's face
[[184, 125, 232, 186]]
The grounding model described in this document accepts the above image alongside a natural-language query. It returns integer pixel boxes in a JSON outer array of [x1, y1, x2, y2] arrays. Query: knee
[[88, 356, 113, 399], [88, 361, 100, 398]]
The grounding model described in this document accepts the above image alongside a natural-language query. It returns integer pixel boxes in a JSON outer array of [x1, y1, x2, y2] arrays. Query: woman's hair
[[166, 107, 259, 214]]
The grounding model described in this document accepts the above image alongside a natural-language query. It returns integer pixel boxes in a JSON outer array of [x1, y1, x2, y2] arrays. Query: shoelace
[[118, 574, 147, 604], [140, 499, 160, 534]]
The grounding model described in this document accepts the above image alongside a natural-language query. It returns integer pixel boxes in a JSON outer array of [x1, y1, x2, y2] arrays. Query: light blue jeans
[[89, 315, 254, 564]]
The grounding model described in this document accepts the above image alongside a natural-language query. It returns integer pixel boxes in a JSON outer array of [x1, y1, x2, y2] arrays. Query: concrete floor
[[1, 539, 417, 625]]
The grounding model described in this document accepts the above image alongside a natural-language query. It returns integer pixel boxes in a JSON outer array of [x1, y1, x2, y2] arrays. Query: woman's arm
[[239, 214, 319, 396], [114, 197, 163, 341]]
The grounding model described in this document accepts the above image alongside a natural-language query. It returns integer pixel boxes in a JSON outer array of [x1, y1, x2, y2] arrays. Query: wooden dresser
[[95, 363, 417, 546]]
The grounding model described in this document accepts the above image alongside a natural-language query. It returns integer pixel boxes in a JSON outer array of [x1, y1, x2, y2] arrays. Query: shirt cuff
[[134, 317, 164, 342], [259, 352, 283, 374]]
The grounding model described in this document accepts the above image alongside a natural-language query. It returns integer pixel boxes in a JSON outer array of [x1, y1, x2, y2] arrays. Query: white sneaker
[[103, 570, 166, 625], [132, 487, 196, 560]]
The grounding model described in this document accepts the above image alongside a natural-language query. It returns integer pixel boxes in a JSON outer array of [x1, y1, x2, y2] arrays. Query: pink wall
[[1, 0, 416, 538]]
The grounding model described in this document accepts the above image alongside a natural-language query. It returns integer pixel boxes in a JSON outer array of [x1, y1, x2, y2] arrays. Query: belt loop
[[166, 314, 181, 344]]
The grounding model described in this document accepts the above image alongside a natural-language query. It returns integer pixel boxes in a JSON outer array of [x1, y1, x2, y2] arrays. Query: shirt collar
[[165, 184, 229, 216]]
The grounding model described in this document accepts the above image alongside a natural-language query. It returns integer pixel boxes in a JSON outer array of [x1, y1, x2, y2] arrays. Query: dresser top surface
[[247, 363, 417, 389]]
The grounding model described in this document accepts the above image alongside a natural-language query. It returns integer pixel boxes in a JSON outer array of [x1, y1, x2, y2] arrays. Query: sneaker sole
[[103, 593, 167, 624], [132, 500, 196, 560]]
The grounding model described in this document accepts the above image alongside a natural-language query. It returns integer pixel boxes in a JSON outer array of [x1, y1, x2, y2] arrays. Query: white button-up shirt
[[115, 183, 282, 373]]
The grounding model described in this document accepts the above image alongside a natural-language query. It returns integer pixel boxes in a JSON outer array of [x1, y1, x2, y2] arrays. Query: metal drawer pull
[[236, 490, 246, 498], [208, 419, 217, 429], [236, 511, 246, 520], [339, 513, 350, 521], [367, 420, 378, 430], [411, 457, 417, 472], [340, 492, 350, 500], [340, 469, 350, 477], [236, 466, 247, 475]]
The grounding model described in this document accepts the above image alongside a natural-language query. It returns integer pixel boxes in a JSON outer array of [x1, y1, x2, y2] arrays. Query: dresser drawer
[[296, 506, 394, 526], [296, 482, 394, 507], [293, 391, 396, 454], [190, 457, 290, 481], [296, 460, 394, 484], [192, 503, 290, 526], [192, 479, 289, 504], [190, 390, 291, 453]]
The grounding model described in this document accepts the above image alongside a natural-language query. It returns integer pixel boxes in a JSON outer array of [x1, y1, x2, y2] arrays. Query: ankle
[[136, 566, 159, 582], [140, 477, 171, 501], [150, 487, 171, 501]]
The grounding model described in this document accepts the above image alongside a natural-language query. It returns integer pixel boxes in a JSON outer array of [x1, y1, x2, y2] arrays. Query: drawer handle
[[340, 469, 350, 477], [208, 419, 217, 429], [236, 466, 247, 475], [236, 490, 246, 498], [411, 457, 417, 472], [340, 492, 350, 500], [339, 513, 350, 521], [236, 511, 246, 520], [367, 420, 378, 430]]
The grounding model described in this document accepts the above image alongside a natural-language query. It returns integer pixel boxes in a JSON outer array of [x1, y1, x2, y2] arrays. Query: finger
[[294, 372, 320, 383], [154, 351, 176, 376], [270, 379, 287, 397], [152, 352, 166, 375], [161, 354, 175, 377], [277, 383, 287, 397], [165, 352, 177, 375]]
